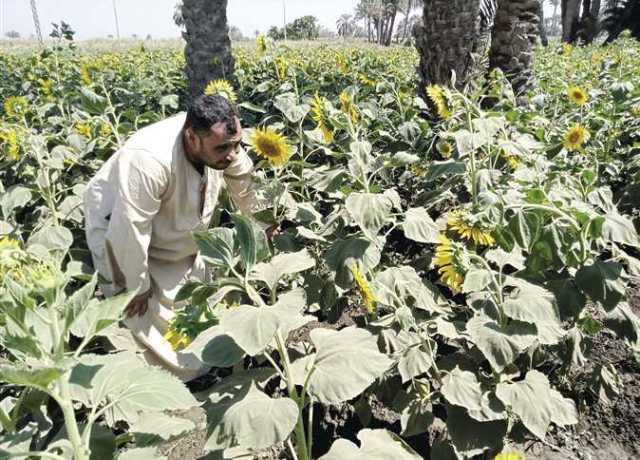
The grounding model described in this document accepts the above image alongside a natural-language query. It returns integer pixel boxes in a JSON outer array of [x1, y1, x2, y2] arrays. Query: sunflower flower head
[[75, 122, 92, 138], [3, 96, 28, 119], [409, 163, 427, 177], [337, 51, 349, 73], [563, 43, 573, 56], [204, 79, 237, 102], [257, 33, 267, 54], [276, 56, 288, 81], [311, 92, 334, 143], [100, 122, 112, 137], [0, 236, 20, 253], [447, 210, 495, 246], [358, 73, 376, 88], [434, 234, 468, 292], [339, 89, 359, 123], [568, 86, 588, 105], [250, 126, 292, 167], [437, 139, 453, 159], [164, 325, 192, 351], [0, 127, 21, 161], [39, 78, 54, 96], [426, 84, 451, 120], [494, 450, 525, 460], [563, 124, 590, 151], [80, 63, 92, 86], [350, 264, 376, 317]]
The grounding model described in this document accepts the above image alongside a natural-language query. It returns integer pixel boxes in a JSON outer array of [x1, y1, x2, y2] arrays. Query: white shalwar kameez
[[83, 113, 263, 381]]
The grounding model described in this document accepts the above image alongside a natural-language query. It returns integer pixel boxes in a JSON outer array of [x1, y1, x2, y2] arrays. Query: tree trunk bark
[[561, 0, 581, 42], [183, 0, 235, 102], [488, 0, 539, 96], [552, 3, 559, 35], [414, 0, 484, 92], [538, 0, 549, 46], [385, 8, 398, 45]]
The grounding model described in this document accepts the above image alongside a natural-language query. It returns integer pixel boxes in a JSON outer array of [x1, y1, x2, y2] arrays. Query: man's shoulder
[[122, 112, 186, 166]]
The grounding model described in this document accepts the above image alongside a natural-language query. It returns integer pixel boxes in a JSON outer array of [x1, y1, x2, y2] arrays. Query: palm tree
[[488, 0, 540, 96], [602, 0, 640, 42], [413, 0, 492, 91], [561, 0, 582, 42], [182, 0, 235, 102], [336, 14, 355, 38]]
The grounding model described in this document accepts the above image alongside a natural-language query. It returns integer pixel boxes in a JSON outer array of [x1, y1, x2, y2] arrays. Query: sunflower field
[[1, 33, 640, 460]]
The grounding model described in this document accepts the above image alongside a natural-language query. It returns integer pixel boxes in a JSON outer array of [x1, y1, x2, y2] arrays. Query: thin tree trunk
[[183, 0, 235, 102], [414, 0, 484, 92], [552, 3, 559, 34], [489, 0, 539, 96], [538, 0, 549, 45], [561, 0, 581, 42], [386, 8, 398, 45]]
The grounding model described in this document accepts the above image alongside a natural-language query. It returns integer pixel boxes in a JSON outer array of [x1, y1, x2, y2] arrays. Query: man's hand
[[265, 223, 280, 242], [124, 289, 152, 318]]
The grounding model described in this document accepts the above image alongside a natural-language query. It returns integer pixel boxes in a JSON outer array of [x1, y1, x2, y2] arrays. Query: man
[[84, 94, 267, 381]]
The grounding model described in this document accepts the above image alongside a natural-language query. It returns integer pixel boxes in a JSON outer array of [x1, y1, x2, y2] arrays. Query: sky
[[0, 0, 362, 40]]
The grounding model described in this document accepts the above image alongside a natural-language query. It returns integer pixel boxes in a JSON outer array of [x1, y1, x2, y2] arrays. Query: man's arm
[[223, 147, 269, 220], [104, 149, 168, 316]]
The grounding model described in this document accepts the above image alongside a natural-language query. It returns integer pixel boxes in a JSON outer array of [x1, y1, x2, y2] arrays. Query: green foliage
[[1, 35, 640, 460]]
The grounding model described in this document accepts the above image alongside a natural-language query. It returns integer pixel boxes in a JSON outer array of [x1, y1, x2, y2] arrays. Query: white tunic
[[84, 112, 263, 380]]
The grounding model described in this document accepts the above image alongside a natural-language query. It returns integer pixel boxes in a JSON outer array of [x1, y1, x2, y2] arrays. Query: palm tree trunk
[[182, 0, 235, 102], [385, 8, 398, 45], [552, 3, 559, 34], [488, 0, 539, 96], [561, 0, 581, 42], [414, 0, 484, 92], [538, 0, 549, 45]]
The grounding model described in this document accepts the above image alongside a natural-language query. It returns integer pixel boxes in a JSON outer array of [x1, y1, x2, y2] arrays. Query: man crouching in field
[[83, 94, 267, 381]]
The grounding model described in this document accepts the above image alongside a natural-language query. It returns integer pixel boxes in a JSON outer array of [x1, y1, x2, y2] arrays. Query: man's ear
[[184, 126, 200, 150]]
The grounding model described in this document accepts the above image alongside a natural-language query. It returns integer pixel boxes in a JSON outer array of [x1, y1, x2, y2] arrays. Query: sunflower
[[494, 450, 525, 460], [100, 122, 112, 137], [257, 33, 267, 54], [0, 236, 20, 252], [311, 92, 334, 143], [164, 325, 192, 351], [275, 56, 288, 81], [434, 234, 466, 292], [39, 78, 54, 96], [563, 124, 590, 151], [447, 210, 495, 246], [358, 73, 376, 88], [437, 139, 453, 159], [3, 96, 28, 119], [0, 127, 20, 161], [339, 89, 358, 123], [409, 163, 427, 177], [204, 79, 237, 102], [426, 84, 451, 120], [250, 126, 292, 166], [74, 122, 92, 138], [568, 86, 588, 105], [563, 42, 573, 56], [337, 51, 349, 73], [350, 264, 376, 316], [80, 63, 92, 86]]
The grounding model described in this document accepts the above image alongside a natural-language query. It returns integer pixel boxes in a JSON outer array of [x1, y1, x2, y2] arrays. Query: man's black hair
[[185, 94, 239, 136]]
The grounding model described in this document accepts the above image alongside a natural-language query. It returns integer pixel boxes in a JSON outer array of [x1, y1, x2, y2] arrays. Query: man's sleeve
[[223, 147, 269, 219], [104, 149, 168, 294]]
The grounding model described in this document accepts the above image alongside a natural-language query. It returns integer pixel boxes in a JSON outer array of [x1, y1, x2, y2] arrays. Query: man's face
[[187, 117, 242, 170]]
